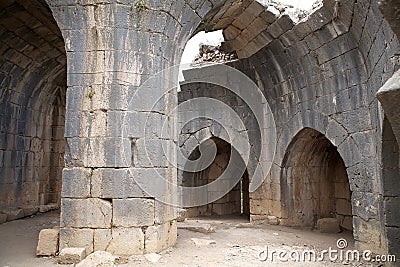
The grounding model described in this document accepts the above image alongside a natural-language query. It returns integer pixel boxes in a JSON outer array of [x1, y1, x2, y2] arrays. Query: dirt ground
[[0, 211, 61, 267], [0, 212, 378, 267]]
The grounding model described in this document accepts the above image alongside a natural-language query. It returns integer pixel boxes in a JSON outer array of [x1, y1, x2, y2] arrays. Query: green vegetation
[[135, 1, 147, 11], [88, 91, 95, 99]]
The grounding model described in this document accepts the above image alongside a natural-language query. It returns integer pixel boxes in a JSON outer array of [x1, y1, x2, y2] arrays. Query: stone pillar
[[377, 70, 400, 258], [46, 0, 205, 255]]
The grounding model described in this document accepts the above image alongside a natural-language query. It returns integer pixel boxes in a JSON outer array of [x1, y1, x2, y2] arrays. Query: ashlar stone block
[[107, 228, 144, 256], [36, 229, 59, 256], [61, 198, 112, 228], [113, 198, 155, 227]]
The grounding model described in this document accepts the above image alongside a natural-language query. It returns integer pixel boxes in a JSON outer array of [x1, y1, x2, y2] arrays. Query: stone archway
[[0, 0, 67, 222], [280, 128, 353, 233], [44, 0, 320, 255], [42, 0, 400, 257], [182, 137, 250, 219]]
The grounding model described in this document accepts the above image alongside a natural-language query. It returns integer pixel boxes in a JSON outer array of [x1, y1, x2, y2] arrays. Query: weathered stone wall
[[46, 0, 216, 256], [0, 0, 398, 259], [0, 0, 67, 221], [181, 137, 246, 217], [179, 63, 350, 229], [243, 0, 399, 255], [178, 69, 259, 218], [178, 0, 400, 257], [381, 117, 400, 256], [280, 128, 352, 231]]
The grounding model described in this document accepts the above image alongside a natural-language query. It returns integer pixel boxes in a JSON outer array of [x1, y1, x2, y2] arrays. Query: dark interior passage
[[0, 0, 67, 222], [182, 138, 250, 219]]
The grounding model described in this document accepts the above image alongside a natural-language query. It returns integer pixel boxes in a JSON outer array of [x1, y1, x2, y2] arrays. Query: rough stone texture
[[59, 247, 86, 264], [176, 0, 400, 258], [205, 0, 287, 58], [113, 198, 155, 227], [180, 138, 247, 217], [39, 204, 59, 213], [59, 228, 94, 254], [379, 114, 400, 259], [0, 0, 399, 259], [36, 229, 60, 256], [145, 221, 177, 253], [61, 198, 112, 228], [193, 44, 237, 64], [4, 209, 24, 221], [279, 128, 352, 229], [107, 228, 145, 256], [76, 251, 118, 267], [145, 226, 159, 253], [176, 208, 187, 222], [62, 168, 91, 198], [379, 0, 400, 42], [317, 218, 341, 233], [23, 206, 39, 217], [0, 213, 7, 224], [91, 168, 148, 199], [267, 216, 279, 225], [94, 229, 112, 252], [50, 0, 179, 250]]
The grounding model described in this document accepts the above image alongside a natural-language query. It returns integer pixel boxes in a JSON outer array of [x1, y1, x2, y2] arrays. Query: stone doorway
[[182, 137, 250, 219], [281, 128, 353, 233]]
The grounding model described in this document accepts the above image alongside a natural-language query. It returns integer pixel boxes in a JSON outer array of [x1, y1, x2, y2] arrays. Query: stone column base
[[59, 220, 177, 256]]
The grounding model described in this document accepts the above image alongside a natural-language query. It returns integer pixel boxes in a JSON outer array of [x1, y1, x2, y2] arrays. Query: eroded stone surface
[[59, 247, 86, 264], [145, 221, 177, 253], [317, 218, 341, 233], [61, 198, 112, 228], [1, 0, 400, 260], [112, 198, 154, 227], [59, 228, 94, 254], [76, 251, 118, 267], [36, 229, 59, 256], [106, 228, 144, 256]]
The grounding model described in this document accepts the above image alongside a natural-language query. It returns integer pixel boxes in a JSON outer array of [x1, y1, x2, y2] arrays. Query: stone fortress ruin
[[0, 0, 400, 264]]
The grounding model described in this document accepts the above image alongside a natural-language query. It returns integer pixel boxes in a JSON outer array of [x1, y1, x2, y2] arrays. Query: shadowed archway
[[0, 0, 66, 221], [182, 137, 250, 219], [280, 128, 353, 233]]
